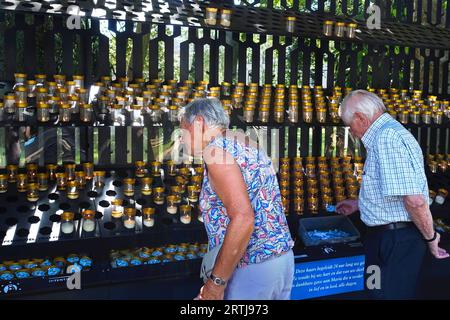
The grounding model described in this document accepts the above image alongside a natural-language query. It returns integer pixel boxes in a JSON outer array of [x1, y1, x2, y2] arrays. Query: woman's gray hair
[[180, 98, 230, 129], [339, 89, 386, 124]]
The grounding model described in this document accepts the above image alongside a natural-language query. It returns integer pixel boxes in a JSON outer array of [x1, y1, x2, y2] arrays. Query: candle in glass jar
[[180, 205, 192, 224], [45, 164, 57, 181], [56, 173, 67, 191], [83, 162, 94, 180], [166, 160, 177, 177], [153, 187, 165, 205], [142, 207, 155, 227], [220, 9, 232, 27], [61, 211, 75, 234], [111, 199, 124, 218], [59, 103, 71, 122], [27, 183, 39, 202], [17, 174, 27, 192], [166, 195, 178, 214], [435, 189, 448, 205], [123, 178, 135, 197], [80, 104, 93, 123], [123, 208, 136, 229], [243, 106, 255, 123], [37, 102, 50, 122], [93, 171, 106, 188], [82, 210, 96, 233], [0, 174, 7, 193], [66, 180, 79, 200], [140, 177, 153, 196], [26, 163, 38, 182], [15, 101, 27, 122], [323, 20, 334, 36], [75, 171, 86, 189], [151, 161, 162, 176], [37, 173, 49, 191], [65, 163, 76, 181]]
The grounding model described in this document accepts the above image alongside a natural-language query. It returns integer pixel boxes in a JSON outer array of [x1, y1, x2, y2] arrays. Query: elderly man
[[336, 90, 449, 300]]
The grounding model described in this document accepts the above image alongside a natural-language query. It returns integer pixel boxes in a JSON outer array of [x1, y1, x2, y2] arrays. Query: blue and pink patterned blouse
[[199, 135, 294, 268]]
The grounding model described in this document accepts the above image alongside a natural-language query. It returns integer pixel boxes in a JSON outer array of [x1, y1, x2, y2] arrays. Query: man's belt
[[367, 221, 415, 233]]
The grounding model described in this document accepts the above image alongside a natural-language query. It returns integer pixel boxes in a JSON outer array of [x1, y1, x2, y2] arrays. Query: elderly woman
[[180, 98, 294, 300]]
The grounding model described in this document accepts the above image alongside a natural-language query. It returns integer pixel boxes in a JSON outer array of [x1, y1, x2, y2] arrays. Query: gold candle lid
[[62, 211, 74, 221]]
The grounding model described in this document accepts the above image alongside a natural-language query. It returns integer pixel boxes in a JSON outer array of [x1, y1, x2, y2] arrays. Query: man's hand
[[336, 199, 359, 216], [196, 279, 225, 300], [428, 232, 450, 259]]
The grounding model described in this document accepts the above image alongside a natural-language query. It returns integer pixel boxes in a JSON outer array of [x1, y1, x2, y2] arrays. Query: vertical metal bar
[[38, 127, 44, 166], [143, 127, 148, 163], [296, 128, 301, 157], [93, 127, 99, 165], [344, 127, 349, 156], [110, 126, 116, 164], [127, 126, 132, 164], [0, 128, 5, 167], [56, 127, 62, 165], [321, 127, 325, 156], [308, 127, 313, 156], [75, 127, 80, 164], [271, 128, 279, 172]]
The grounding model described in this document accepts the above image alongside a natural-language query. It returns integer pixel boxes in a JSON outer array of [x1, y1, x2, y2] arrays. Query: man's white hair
[[339, 89, 386, 125]]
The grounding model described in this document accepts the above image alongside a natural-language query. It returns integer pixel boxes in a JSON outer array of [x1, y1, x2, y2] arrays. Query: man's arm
[[404, 195, 449, 259], [198, 147, 254, 299]]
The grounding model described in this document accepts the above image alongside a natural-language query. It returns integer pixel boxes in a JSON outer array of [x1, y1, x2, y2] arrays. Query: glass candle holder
[[303, 107, 313, 123], [60, 211, 75, 235], [168, 105, 179, 123], [243, 106, 255, 123], [131, 105, 143, 126], [313, 107, 325, 123], [435, 189, 448, 205], [16, 174, 27, 192], [80, 104, 93, 123], [75, 171, 86, 189], [323, 20, 334, 36], [433, 111, 443, 125], [258, 107, 270, 123], [205, 7, 218, 25], [111, 199, 124, 219], [0, 174, 7, 193], [143, 207, 155, 227], [66, 180, 79, 200], [286, 16, 296, 32], [428, 161, 438, 173], [26, 163, 38, 182], [83, 163, 94, 180], [187, 185, 199, 203], [335, 186, 346, 198], [27, 183, 39, 202], [288, 105, 299, 123], [59, 104, 71, 122], [150, 105, 162, 122], [274, 107, 285, 123], [151, 161, 162, 176], [346, 23, 357, 38], [93, 171, 106, 188], [322, 195, 334, 210], [15, 85, 27, 101], [123, 178, 135, 197], [140, 177, 153, 196], [153, 187, 165, 205], [438, 160, 448, 173], [82, 210, 96, 233], [180, 205, 192, 224], [15, 102, 27, 122], [166, 160, 177, 176], [335, 22, 345, 37], [221, 9, 232, 27], [37, 173, 49, 191], [422, 111, 431, 124], [55, 173, 67, 191], [45, 164, 57, 181], [37, 103, 50, 122], [307, 195, 319, 214], [293, 196, 304, 215], [65, 163, 76, 181], [166, 195, 178, 214], [429, 190, 436, 205], [123, 208, 136, 229]]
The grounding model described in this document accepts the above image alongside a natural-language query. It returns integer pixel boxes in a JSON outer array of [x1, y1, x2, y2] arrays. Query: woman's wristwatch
[[209, 274, 227, 286]]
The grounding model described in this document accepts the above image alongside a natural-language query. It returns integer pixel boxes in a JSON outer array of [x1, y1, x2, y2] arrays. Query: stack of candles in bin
[[110, 242, 208, 268], [0, 253, 92, 281]]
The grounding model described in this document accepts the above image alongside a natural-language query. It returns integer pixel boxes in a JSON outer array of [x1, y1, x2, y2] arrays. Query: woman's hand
[[336, 199, 359, 216], [197, 279, 225, 300]]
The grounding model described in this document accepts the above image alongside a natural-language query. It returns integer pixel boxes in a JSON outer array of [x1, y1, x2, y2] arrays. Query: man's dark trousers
[[364, 226, 427, 299]]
